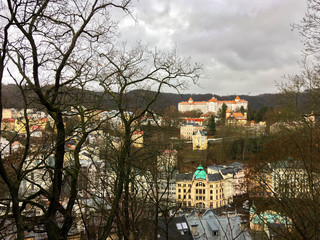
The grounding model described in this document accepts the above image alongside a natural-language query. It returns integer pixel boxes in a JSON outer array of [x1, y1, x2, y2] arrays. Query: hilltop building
[[178, 96, 248, 114]]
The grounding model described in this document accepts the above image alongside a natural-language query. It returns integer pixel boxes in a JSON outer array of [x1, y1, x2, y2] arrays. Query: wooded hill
[[0, 84, 287, 112]]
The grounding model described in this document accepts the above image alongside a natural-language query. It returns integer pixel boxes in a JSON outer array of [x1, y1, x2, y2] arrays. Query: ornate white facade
[[178, 96, 248, 114]]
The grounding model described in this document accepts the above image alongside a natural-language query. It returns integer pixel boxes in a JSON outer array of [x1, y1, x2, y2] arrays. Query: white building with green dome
[[176, 165, 227, 209]]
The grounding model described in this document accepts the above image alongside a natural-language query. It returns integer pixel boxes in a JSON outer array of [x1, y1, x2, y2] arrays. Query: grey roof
[[229, 162, 244, 168], [221, 168, 235, 175], [193, 130, 207, 136], [207, 173, 223, 182], [176, 173, 194, 181], [158, 215, 193, 240], [186, 210, 252, 240]]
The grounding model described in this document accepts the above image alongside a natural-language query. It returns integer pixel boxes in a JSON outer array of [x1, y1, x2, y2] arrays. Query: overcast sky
[[115, 0, 307, 96]]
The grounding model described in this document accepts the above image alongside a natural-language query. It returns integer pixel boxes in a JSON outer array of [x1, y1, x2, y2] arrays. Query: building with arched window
[[176, 165, 227, 209]]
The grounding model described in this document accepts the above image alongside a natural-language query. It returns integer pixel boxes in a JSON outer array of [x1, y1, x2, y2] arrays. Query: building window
[[210, 196, 213, 200], [184, 189, 186, 193], [210, 190, 213, 194], [178, 195, 181, 199], [178, 189, 181, 193]]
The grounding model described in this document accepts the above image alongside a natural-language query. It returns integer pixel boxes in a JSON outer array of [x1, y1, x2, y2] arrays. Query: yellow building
[[15, 118, 27, 134], [14, 117, 49, 134], [176, 165, 226, 209], [132, 131, 143, 148], [192, 130, 208, 150], [1, 118, 15, 131]]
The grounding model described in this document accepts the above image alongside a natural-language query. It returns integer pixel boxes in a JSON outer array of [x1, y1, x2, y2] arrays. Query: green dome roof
[[194, 165, 207, 180]]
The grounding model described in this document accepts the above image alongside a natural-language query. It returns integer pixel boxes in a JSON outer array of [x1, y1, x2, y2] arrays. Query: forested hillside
[[2, 84, 280, 111]]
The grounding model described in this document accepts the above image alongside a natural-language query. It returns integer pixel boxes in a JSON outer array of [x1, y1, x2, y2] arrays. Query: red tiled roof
[[2, 118, 14, 123], [31, 125, 42, 131], [184, 118, 204, 122], [133, 131, 143, 135]]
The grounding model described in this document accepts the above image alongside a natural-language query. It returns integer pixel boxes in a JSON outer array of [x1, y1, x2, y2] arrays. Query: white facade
[[178, 96, 248, 114]]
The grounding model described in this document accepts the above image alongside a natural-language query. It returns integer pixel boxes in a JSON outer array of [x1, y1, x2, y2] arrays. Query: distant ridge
[[2, 84, 279, 111]]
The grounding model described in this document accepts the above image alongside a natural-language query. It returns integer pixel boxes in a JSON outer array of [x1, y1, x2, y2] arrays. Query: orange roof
[[133, 131, 143, 135], [179, 97, 247, 105], [208, 97, 217, 102], [12, 141, 21, 146], [226, 108, 231, 113], [251, 120, 255, 123], [232, 112, 245, 119]]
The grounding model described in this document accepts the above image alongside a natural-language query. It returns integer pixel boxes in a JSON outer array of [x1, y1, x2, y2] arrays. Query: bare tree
[[0, 1, 202, 239], [0, 1, 131, 239]]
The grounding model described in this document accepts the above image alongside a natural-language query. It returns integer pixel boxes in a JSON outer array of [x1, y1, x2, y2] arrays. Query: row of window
[[178, 194, 224, 200], [177, 183, 223, 188], [180, 200, 225, 208]]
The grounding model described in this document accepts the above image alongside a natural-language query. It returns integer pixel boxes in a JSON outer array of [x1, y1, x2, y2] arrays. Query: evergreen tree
[[218, 103, 228, 125], [207, 116, 216, 135], [240, 105, 245, 115]]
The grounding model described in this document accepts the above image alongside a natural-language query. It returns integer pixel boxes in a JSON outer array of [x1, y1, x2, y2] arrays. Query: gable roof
[[232, 112, 245, 119], [158, 216, 193, 240]]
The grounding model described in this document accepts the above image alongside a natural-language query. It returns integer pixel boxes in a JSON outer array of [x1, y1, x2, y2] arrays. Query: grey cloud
[[114, 0, 307, 94]]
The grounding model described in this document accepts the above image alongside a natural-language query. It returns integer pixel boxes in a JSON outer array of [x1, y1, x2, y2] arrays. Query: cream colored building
[[176, 166, 226, 209], [178, 96, 248, 114], [192, 130, 208, 150], [180, 124, 204, 140], [2, 109, 13, 119]]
